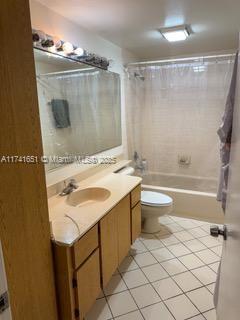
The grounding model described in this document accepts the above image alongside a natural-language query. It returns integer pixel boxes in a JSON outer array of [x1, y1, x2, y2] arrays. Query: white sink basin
[[67, 187, 111, 207]]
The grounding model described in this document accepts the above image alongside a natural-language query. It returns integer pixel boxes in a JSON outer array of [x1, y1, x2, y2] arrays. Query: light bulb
[[62, 42, 74, 54], [74, 47, 84, 56]]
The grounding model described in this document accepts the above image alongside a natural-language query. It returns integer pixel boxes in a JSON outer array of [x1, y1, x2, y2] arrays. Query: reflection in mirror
[[34, 49, 122, 171]]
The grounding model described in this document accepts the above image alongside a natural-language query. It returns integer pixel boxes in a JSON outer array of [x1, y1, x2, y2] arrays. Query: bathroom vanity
[[48, 167, 141, 320]]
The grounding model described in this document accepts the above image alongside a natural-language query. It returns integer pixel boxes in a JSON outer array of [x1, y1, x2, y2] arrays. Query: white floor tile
[[178, 220, 198, 229], [210, 246, 222, 257], [133, 252, 158, 267], [208, 262, 220, 273], [130, 284, 161, 308], [166, 223, 184, 233], [155, 227, 171, 239], [118, 256, 139, 273], [168, 243, 191, 257], [161, 258, 187, 275], [170, 216, 188, 222], [191, 266, 217, 285], [152, 277, 182, 300], [165, 294, 199, 320], [206, 283, 216, 294], [178, 254, 205, 270], [195, 249, 220, 264], [130, 241, 148, 255], [161, 235, 180, 246], [141, 238, 164, 250], [172, 271, 202, 292], [122, 269, 149, 289], [203, 309, 217, 320], [188, 227, 209, 238], [200, 225, 211, 233], [189, 315, 205, 320], [187, 287, 214, 312], [104, 274, 128, 296], [85, 298, 112, 320], [183, 239, 207, 252], [141, 302, 175, 320], [174, 231, 195, 242], [151, 247, 174, 262], [107, 291, 137, 317], [115, 310, 144, 320], [198, 236, 221, 248], [159, 216, 175, 225], [142, 263, 169, 282]]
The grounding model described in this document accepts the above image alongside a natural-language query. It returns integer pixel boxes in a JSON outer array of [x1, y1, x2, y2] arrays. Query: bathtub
[[140, 172, 224, 224]]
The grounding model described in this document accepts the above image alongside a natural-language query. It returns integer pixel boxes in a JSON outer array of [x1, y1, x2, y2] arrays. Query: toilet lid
[[141, 191, 173, 207]]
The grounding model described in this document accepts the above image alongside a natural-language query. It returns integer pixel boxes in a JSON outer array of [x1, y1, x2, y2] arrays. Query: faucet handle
[[69, 179, 78, 188]]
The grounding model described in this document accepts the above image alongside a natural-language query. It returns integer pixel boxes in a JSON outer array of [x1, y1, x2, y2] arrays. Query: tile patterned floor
[[85, 215, 222, 320]]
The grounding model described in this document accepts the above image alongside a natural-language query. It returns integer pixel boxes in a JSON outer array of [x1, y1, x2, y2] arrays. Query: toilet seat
[[141, 191, 173, 207]]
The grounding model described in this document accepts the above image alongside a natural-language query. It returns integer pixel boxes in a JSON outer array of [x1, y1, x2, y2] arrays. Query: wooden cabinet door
[[75, 249, 101, 319], [100, 207, 118, 287], [117, 195, 131, 263], [131, 202, 141, 243]]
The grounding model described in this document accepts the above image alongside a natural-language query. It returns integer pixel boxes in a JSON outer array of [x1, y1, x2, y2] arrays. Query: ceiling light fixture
[[160, 25, 190, 42]]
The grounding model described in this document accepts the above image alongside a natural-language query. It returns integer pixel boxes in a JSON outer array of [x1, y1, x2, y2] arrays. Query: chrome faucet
[[60, 179, 78, 196]]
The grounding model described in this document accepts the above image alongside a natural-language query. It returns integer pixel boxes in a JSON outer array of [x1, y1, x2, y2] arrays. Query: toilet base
[[142, 216, 161, 234]]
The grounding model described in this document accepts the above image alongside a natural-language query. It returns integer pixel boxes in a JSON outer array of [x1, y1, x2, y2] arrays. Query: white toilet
[[141, 191, 173, 233], [118, 167, 173, 234]]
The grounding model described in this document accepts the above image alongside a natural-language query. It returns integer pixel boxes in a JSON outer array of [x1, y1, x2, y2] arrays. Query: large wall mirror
[[34, 48, 122, 171]]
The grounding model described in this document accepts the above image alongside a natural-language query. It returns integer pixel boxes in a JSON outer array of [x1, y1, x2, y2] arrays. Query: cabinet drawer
[[131, 184, 141, 208], [131, 202, 141, 243], [75, 249, 101, 319], [72, 225, 98, 269]]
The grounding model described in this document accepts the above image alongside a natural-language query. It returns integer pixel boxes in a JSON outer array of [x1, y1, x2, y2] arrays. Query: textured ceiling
[[36, 0, 240, 60]]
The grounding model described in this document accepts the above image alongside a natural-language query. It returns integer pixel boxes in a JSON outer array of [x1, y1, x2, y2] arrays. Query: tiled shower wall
[[126, 58, 234, 182]]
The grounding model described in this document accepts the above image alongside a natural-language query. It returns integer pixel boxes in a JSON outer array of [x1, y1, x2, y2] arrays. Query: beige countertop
[[48, 164, 142, 246]]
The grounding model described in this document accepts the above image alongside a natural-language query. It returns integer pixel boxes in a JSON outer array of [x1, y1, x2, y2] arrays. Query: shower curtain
[[126, 56, 234, 192]]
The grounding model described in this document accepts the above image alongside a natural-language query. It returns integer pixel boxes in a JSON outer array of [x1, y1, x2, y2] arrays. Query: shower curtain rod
[[38, 67, 96, 77], [127, 53, 236, 66]]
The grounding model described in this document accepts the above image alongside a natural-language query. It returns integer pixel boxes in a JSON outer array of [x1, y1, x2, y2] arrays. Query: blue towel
[[51, 99, 71, 128]]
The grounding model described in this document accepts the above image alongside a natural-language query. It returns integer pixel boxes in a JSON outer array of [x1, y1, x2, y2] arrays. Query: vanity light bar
[[32, 29, 110, 70]]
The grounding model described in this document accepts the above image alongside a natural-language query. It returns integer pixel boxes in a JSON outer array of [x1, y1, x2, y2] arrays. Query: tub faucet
[[60, 179, 78, 196]]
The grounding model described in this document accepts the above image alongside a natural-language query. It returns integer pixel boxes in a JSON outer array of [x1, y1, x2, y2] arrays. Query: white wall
[[30, 0, 138, 162]]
